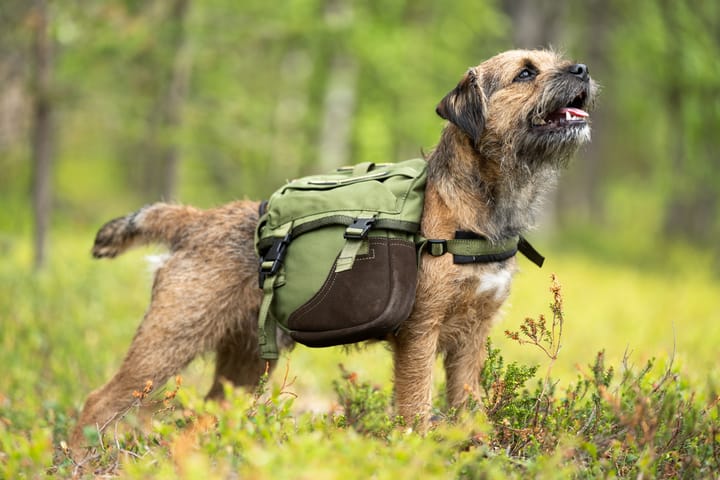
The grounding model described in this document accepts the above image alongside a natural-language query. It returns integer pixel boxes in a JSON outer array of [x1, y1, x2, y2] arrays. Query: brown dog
[[70, 49, 596, 457]]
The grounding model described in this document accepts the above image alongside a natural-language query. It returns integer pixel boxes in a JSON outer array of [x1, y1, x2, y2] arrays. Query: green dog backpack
[[255, 159, 427, 359], [254, 158, 546, 360]]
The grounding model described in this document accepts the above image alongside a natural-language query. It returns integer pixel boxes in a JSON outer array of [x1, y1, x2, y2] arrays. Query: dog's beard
[[518, 80, 594, 170], [519, 122, 591, 170]]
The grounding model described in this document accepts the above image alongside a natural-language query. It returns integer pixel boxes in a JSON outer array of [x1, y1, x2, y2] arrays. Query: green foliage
[[479, 339, 540, 437], [4, 0, 718, 247], [468, 278, 720, 479], [0, 0, 718, 279], [456, 342, 720, 478], [6, 340, 717, 478], [2, 245, 718, 478]]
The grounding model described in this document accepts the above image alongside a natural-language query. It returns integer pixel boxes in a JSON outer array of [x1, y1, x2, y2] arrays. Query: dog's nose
[[568, 63, 589, 81]]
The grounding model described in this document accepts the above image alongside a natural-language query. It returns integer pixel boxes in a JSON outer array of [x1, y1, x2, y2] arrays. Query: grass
[[0, 228, 718, 478]]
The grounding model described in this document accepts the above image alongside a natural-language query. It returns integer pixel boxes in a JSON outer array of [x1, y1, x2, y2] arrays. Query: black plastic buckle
[[258, 232, 291, 287], [426, 239, 448, 256], [343, 217, 375, 240]]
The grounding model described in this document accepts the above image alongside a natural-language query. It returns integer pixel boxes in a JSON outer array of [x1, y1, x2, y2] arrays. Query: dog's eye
[[514, 68, 536, 82]]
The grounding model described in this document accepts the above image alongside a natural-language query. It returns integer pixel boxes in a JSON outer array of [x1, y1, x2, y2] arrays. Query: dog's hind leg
[[69, 327, 206, 460], [69, 256, 232, 459], [92, 203, 203, 258], [69, 304, 216, 459], [205, 331, 275, 400]]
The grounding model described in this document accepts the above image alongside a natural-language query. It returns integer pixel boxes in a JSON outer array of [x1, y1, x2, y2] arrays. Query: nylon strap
[[336, 238, 364, 272], [446, 236, 519, 256], [257, 217, 419, 251], [257, 222, 292, 360], [518, 236, 545, 267], [417, 234, 544, 268], [258, 274, 279, 359], [337, 211, 375, 272]]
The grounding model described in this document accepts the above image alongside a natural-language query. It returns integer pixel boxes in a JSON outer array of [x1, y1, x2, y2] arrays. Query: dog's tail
[[92, 203, 201, 259]]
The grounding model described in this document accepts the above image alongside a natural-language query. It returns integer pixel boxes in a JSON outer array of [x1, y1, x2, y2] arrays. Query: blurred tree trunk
[[30, 0, 54, 270], [272, 50, 312, 179], [659, 1, 718, 242], [142, 0, 192, 201], [318, 0, 357, 170], [577, 0, 608, 223], [0, 3, 29, 151], [503, 0, 565, 49]]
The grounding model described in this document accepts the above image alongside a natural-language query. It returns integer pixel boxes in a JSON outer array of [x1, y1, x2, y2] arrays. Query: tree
[[318, 0, 358, 170], [658, 0, 720, 243], [139, 0, 192, 202], [29, 0, 54, 270]]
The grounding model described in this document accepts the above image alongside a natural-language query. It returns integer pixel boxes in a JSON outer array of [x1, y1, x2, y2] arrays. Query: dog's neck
[[424, 126, 559, 242]]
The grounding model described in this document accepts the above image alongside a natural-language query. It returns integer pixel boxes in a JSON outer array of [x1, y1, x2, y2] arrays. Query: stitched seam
[[292, 270, 338, 320]]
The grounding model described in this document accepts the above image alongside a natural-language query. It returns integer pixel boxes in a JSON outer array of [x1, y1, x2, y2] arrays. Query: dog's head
[[437, 49, 598, 167]]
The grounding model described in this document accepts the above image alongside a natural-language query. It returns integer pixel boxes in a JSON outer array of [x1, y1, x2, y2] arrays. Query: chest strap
[[417, 231, 545, 268]]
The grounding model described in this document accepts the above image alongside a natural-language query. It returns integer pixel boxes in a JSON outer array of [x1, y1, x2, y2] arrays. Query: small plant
[[63, 375, 185, 476], [504, 272, 564, 364], [469, 273, 567, 456], [332, 364, 401, 437]]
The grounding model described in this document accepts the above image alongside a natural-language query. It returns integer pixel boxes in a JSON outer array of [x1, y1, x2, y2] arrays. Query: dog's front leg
[[443, 326, 490, 409], [392, 322, 440, 432]]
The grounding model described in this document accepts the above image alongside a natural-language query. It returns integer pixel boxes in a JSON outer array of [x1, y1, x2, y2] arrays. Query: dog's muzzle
[[531, 88, 590, 130]]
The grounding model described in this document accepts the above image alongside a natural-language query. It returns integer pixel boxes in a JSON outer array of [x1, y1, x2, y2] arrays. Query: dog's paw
[[92, 216, 133, 258]]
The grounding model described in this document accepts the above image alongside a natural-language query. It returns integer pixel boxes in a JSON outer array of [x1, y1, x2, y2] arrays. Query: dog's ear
[[436, 67, 487, 145]]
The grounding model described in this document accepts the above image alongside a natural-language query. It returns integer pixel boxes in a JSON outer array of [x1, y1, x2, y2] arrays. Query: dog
[[69, 49, 597, 458]]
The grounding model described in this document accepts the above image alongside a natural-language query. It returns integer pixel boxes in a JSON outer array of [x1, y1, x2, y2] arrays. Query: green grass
[[0, 229, 718, 478], [499, 247, 720, 384]]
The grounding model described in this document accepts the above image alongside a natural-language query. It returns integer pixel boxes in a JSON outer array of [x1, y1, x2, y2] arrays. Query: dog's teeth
[[565, 111, 572, 121]]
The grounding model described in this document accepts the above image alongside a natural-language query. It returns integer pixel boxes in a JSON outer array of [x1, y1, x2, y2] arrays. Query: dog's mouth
[[531, 91, 589, 130]]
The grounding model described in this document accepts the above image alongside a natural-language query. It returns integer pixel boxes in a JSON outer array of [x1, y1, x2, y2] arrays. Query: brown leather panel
[[288, 237, 417, 347]]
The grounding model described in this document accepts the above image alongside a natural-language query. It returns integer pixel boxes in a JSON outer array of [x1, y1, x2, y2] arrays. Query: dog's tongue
[[558, 107, 589, 118]]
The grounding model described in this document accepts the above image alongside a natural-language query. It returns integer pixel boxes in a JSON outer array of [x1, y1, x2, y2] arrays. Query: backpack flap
[[285, 231, 417, 347]]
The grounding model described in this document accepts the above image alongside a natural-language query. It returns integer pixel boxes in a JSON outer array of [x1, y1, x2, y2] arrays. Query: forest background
[[1, 0, 719, 477], [3, 0, 719, 257]]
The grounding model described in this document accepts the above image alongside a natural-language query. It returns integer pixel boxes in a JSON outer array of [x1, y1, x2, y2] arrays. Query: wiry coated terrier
[[70, 49, 597, 457]]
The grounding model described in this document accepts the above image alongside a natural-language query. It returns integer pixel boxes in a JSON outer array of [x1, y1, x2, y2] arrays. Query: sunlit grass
[[498, 250, 719, 387], [1, 230, 718, 476]]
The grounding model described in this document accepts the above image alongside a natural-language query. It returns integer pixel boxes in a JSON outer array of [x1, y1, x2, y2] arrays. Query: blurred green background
[[3, 0, 719, 250], [1, 0, 719, 416]]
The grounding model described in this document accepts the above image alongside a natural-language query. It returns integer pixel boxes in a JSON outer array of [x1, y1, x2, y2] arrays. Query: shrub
[[32, 274, 720, 479], [455, 275, 720, 478]]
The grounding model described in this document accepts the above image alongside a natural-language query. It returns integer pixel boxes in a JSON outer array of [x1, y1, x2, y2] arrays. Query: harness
[[254, 159, 544, 360]]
